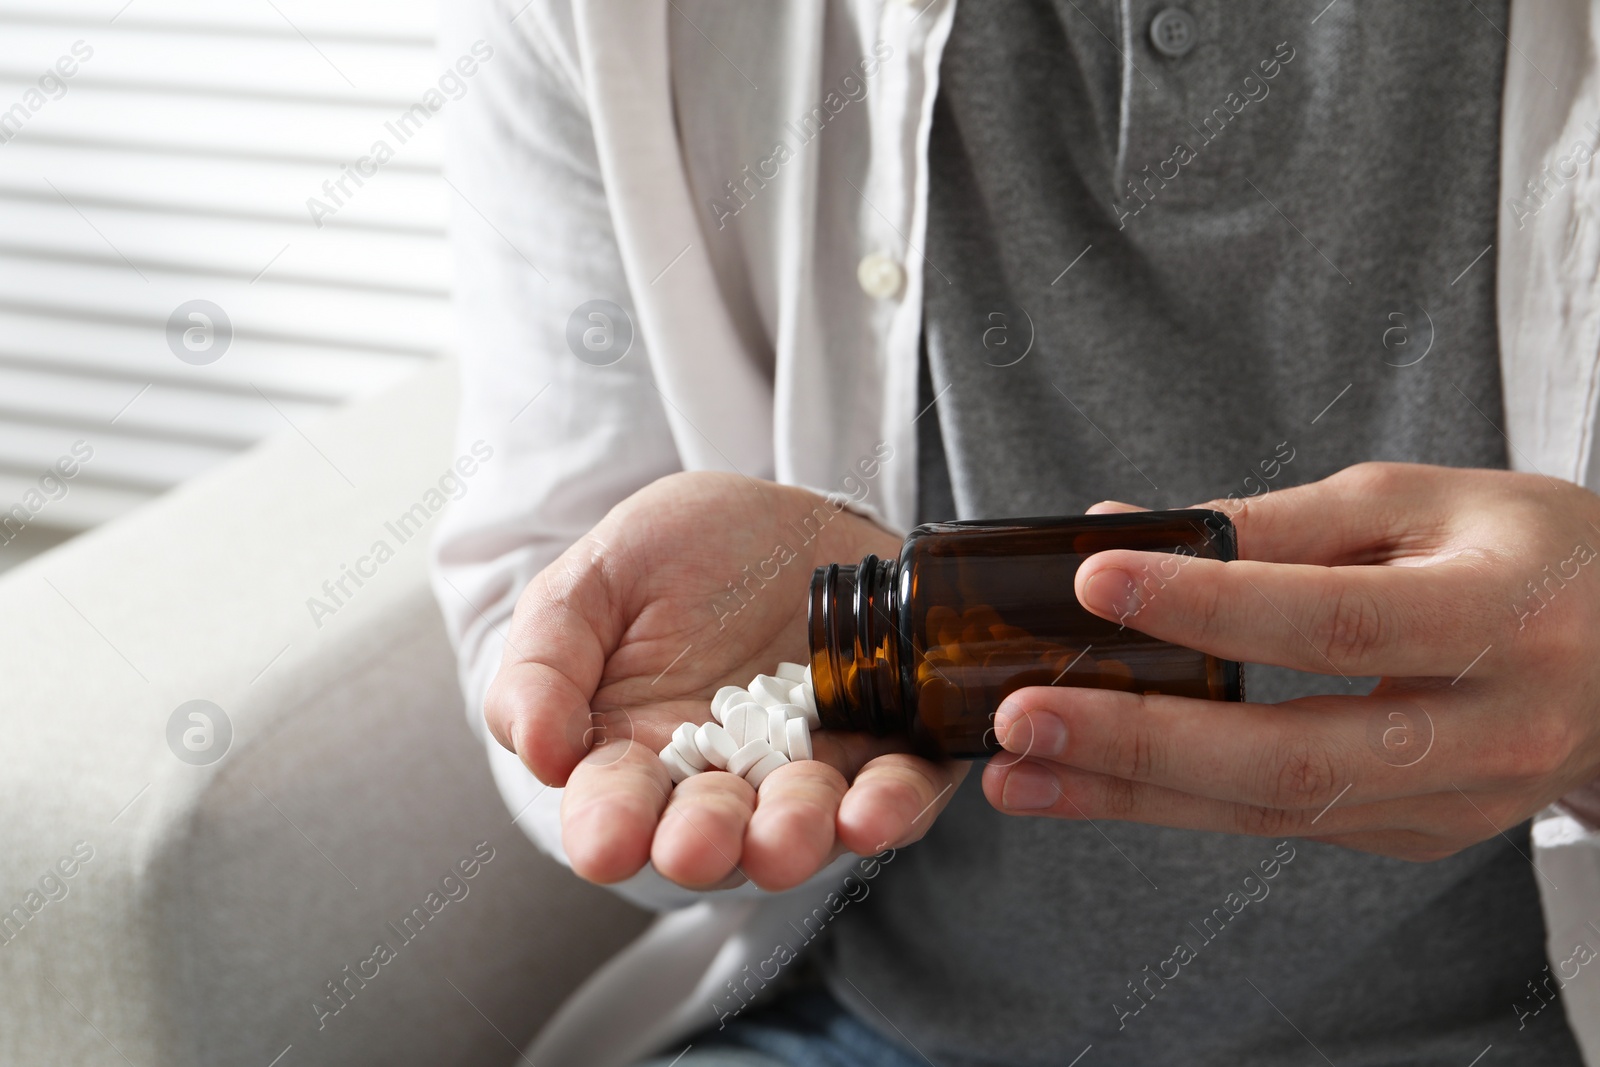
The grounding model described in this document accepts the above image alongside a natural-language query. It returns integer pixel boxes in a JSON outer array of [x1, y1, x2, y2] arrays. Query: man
[[433, 1, 1600, 1063]]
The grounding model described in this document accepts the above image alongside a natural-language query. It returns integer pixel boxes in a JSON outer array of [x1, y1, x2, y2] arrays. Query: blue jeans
[[636, 985, 928, 1067]]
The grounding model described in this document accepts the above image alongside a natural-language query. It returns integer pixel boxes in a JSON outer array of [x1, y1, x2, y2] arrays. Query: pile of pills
[[658, 661, 820, 789]]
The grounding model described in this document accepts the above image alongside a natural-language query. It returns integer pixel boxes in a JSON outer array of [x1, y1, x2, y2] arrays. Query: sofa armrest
[[0, 363, 650, 1067]]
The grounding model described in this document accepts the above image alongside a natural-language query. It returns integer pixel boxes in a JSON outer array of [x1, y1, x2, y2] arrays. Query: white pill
[[785, 717, 813, 762], [746, 749, 791, 789], [772, 704, 809, 744], [722, 703, 761, 746], [766, 706, 791, 753], [673, 722, 709, 770], [789, 684, 820, 728], [747, 704, 776, 744], [727, 737, 773, 778], [711, 686, 751, 721], [775, 661, 807, 682], [788, 682, 816, 713], [695, 722, 737, 769], [804, 664, 812, 686], [659, 743, 696, 784], [748, 675, 791, 708]]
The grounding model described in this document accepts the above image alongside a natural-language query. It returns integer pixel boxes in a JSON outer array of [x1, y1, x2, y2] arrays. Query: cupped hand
[[983, 462, 1600, 861], [486, 472, 964, 890]]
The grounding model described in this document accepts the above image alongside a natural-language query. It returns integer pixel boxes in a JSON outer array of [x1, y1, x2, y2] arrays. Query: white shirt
[[430, 1, 1600, 1063]]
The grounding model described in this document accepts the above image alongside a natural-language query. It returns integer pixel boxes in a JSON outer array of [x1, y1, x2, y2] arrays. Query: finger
[[994, 687, 1454, 810], [651, 770, 758, 889], [981, 758, 1461, 841], [488, 661, 605, 788], [742, 760, 850, 891], [1305, 829, 1461, 863], [1074, 549, 1502, 676], [488, 545, 624, 786], [982, 757, 1331, 835], [1086, 500, 1150, 515], [836, 754, 966, 854], [1194, 462, 1453, 566], [810, 728, 921, 776], [562, 741, 673, 884], [564, 724, 920, 887]]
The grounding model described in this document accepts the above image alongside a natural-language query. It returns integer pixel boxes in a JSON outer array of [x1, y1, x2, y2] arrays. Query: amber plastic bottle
[[807, 509, 1245, 759]]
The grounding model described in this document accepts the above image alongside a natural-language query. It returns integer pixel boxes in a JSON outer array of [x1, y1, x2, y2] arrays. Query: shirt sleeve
[[429, 0, 857, 913], [429, 0, 687, 898], [430, 0, 680, 747]]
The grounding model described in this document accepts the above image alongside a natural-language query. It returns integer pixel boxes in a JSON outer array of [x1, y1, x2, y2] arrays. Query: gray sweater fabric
[[822, 2, 1584, 1064]]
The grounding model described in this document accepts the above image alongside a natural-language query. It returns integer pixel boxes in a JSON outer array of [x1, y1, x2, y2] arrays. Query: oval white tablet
[[673, 722, 709, 770], [723, 702, 763, 746], [775, 661, 807, 682], [727, 737, 772, 778], [711, 686, 751, 720], [695, 722, 737, 769], [785, 717, 813, 762], [748, 675, 791, 708], [746, 750, 791, 789], [766, 706, 790, 753], [659, 743, 695, 784], [789, 683, 820, 729]]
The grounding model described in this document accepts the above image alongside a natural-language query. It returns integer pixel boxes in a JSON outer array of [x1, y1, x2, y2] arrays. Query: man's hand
[[983, 462, 1600, 861], [487, 472, 963, 891]]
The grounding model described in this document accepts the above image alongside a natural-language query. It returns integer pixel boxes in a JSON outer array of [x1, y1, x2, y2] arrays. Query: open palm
[[485, 472, 965, 891]]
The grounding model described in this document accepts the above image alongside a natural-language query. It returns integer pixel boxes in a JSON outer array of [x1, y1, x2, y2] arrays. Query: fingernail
[[996, 710, 1066, 758], [1001, 762, 1060, 811], [1082, 567, 1140, 621]]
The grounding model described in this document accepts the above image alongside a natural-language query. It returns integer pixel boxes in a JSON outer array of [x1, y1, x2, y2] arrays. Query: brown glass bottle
[[808, 509, 1244, 759]]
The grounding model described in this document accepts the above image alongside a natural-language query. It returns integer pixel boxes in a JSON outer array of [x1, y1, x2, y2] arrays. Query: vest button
[[1149, 8, 1198, 58]]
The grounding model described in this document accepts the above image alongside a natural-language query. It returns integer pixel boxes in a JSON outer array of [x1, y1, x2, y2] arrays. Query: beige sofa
[[0, 364, 650, 1066]]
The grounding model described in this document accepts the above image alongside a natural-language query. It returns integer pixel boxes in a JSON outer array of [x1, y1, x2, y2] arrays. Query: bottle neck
[[808, 554, 904, 735]]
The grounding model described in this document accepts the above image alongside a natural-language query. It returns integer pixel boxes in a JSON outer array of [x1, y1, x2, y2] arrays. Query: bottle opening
[[808, 556, 902, 735]]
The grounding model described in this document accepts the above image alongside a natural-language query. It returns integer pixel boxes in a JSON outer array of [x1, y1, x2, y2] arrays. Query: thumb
[[485, 539, 623, 787]]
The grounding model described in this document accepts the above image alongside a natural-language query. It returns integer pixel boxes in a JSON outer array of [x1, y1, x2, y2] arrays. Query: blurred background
[[0, 0, 448, 570]]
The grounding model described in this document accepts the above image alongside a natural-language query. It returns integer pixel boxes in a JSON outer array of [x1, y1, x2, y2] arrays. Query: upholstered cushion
[[0, 363, 648, 1066]]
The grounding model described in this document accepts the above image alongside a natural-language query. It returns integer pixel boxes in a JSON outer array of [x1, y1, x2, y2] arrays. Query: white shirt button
[[857, 253, 905, 299]]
